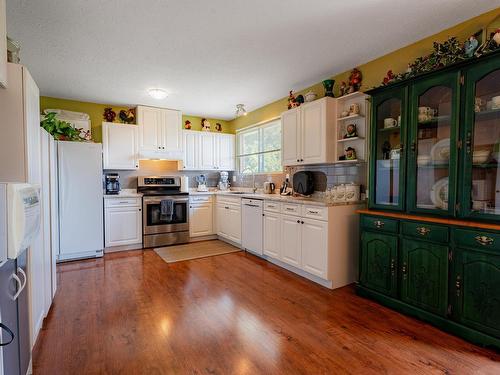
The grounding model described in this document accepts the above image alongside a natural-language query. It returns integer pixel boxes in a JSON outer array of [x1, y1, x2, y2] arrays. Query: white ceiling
[[6, 0, 499, 120]]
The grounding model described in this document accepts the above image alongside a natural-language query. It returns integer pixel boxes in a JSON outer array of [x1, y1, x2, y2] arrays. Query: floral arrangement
[[41, 112, 90, 141]]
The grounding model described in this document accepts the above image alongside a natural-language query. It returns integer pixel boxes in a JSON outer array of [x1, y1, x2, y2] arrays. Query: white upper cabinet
[[0, 0, 7, 88], [181, 130, 235, 171], [281, 97, 336, 166], [137, 105, 182, 159], [102, 122, 138, 170]]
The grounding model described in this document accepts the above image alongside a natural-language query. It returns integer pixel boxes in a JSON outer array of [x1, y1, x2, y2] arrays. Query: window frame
[[236, 118, 282, 174]]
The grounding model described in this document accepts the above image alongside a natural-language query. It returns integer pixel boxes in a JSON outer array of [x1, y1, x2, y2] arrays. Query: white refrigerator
[[57, 141, 104, 261]]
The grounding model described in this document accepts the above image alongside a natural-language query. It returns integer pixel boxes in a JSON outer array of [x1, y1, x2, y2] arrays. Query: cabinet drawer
[[264, 201, 280, 213], [402, 221, 449, 243], [242, 198, 263, 208], [361, 215, 398, 233], [281, 203, 301, 216], [301, 205, 328, 221], [217, 195, 241, 205], [453, 228, 500, 251], [105, 198, 141, 207], [189, 195, 213, 203]]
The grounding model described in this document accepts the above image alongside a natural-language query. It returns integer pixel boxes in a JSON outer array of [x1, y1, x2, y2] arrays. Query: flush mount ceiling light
[[148, 88, 168, 100], [235, 104, 247, 117]]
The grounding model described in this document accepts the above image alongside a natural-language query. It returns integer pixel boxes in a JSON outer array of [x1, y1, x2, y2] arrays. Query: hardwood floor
[[33, 241, 500, 374]]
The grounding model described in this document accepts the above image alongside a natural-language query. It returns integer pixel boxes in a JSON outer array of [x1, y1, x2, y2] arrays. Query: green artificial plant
[[40, 112, 86, 141]]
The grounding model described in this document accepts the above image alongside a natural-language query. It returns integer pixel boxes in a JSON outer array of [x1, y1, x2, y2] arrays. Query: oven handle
[[143, 197, 189, 204]]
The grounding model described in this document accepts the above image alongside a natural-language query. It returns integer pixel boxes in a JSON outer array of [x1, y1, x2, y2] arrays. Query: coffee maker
[[105, 173, 120, 195]]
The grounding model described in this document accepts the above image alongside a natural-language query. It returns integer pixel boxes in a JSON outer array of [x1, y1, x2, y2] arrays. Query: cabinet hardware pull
[[475, 235, 493, 246], [286, 207, 294, 211], [410, 142, 416, 152], [455, 275, 461, 297], [139, 209, 141, 211], [301, 221, 304, 224], [416, 227, 431, 236], [373, 220, 384, 228], [119, 201, 129, 204], [308, 210, 319, 214], [297, 159, 300, 162], [296, 220, 300, 223], [465, 131, 472, 155], [402, 262, 407, 280], [390, 259, 395, 276], [0, 323, 15, 347], [225, 206, 229, 209]]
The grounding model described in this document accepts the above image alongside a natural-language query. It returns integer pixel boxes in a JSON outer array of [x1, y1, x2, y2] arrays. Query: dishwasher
[[241, 198, 263, 256]]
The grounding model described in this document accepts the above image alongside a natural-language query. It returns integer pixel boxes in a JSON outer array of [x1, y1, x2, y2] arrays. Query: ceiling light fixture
[[148, 88, 168, 100], [235, 104, 247, 117]]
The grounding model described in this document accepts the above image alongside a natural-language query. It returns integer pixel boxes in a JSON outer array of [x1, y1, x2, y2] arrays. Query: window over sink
[[236, 119, 282, 174]]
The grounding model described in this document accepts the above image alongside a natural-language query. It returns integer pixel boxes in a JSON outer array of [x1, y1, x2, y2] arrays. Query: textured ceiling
[[6, 0, 499, 119]]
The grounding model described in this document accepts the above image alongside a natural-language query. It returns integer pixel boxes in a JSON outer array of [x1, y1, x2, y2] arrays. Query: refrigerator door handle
[[10, 273, 23, 301], [0, 323, 15, 347], [17, 267, 27, 292]]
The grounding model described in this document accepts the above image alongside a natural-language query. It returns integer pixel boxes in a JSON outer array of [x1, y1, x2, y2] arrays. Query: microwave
[[0, 183, 41, 263]]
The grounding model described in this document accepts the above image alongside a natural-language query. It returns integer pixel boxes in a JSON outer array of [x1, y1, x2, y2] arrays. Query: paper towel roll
[[180, 176, 189, 192]]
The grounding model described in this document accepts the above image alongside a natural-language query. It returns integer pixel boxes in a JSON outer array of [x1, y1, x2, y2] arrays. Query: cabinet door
[[281, 215, 302, 268], [215, 204, 227, 237], [460, 57, 500, 221], [189, 203, 213, 237], [199, 133, 216, 170], [138, 106, 161, 152], [407, 72, 459, 216], [452, 248, 500, 338], [360, 231, 398, 297], [369, 87, 407, 211], [216, 134, 235, 170], [301, 100, 325, 164], [281, 108, 301, 165], [0, 0, 7, 88], [102, 123, 138, 170], [105, 207, 142, 247], [183, 131, 199, 170], [161, 109, 182, 153], [263, 212, 281, 259], [400, 239, 448, 316], [227, 205, 242, 244], [301, 218, 328, 279]]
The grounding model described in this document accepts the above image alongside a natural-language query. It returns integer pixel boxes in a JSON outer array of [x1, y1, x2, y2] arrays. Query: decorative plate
[[430, 138, 451, 163], [430, 177, 449, 210]]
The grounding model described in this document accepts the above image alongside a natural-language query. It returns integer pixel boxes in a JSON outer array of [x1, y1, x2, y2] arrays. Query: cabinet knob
[[301, 221, 304, 224], [402, 262, 407, 280], [373, 220, 384, 228], [139, 209, 141, 211], [390, 259, 395, 276], [296, 220, 300, 223], [297, 159, 300, 162]]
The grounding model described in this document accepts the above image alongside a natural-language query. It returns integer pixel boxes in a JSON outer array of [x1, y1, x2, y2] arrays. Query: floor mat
[[154, 240, 241, 263]]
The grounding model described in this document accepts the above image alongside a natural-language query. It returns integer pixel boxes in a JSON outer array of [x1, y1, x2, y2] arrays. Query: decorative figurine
[[344, 124, 358, 139], [382, 70, 396, 85], [119, 108, 135, 124], [322, 79, 335, 97], [215, 122, 222, 132], [348, 68, 362, 93], [345, 147, 357, 160], [348, 103, 360, 115], [382, 141, 392, 160], [103, 107, 116, 122], [493, 28, 500, 46], [464, 35, 479, 57], [184, 120, 192, 129], [201, 118, 211, 131], [339, 81, 347, 96], [304, 91, 317, 102], [296, 94, 304, 105], [287, 90, 298, 109]]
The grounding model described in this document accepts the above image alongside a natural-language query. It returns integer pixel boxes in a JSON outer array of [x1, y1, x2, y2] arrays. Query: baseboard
[[104, 243, 143, 253], [217, 236, 242, 249], [189, 235, 218, 242], [265, 256, 333, 289]]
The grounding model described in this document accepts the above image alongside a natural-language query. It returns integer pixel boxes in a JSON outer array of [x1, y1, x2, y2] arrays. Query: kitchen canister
[[345, 183, 360, 202], [333, 184, 346, 202]]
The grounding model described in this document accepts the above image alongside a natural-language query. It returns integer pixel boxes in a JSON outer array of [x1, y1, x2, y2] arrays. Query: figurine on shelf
[[464, 35, 479, 58], [103, 107, 116, 122], [215, 122, 222, 132], [322, 79, 335, 97], [119, 108, 135, 124], [339, 81, 348, 96], [382, 70, 396, 85], [344, 124, 358, 139], [184, 120, 192, 129], [296, 94, 304, 105], [201, 118, 211, 131], [288, 90, 299, 109], [382, 141, 392, 160], [348, 68, 362, 93], [345, 147, 357, 160]]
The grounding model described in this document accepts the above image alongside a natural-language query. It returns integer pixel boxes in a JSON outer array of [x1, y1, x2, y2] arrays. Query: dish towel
[[160, 199, 174, 221]]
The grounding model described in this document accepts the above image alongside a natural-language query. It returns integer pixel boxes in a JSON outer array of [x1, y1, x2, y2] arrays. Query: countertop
[[104, 189, 143, 198], [189, 189, 366, 207]]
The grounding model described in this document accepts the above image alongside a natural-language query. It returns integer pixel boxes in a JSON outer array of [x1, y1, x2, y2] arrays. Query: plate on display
[[430, 177, 449, 210], [430, 138, 451, 163]]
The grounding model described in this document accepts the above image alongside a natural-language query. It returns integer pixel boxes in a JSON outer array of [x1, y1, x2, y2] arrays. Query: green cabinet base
[[356, 284, 500, 350]]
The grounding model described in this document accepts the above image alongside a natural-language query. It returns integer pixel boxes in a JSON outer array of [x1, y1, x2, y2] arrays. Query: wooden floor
[[33, 241, 500, 374]]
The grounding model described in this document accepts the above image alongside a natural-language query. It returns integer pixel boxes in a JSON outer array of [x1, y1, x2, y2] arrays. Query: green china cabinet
[[360, 50, 500, 349]]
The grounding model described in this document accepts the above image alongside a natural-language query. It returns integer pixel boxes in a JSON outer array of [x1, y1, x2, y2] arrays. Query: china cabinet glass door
[[461, 58, 500, 220], [369, 87, 407, 211], [407, 72, 459, 216]]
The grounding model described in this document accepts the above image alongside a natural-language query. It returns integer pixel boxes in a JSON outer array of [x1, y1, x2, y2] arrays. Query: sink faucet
[[241, 167, 257, 193]]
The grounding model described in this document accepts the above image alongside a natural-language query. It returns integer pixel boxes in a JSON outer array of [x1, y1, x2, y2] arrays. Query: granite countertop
[[188, 189, 366, 207], [104, 189, 143, 198]]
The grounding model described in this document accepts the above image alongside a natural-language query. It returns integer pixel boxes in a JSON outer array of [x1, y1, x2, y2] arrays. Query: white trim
[[235, 116, 281, 133]]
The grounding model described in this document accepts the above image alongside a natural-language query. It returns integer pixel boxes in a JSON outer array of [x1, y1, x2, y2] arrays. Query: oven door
[[143, 196, 189, 235]]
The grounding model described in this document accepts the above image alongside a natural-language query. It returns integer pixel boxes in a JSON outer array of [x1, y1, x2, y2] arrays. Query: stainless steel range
[[138, 176, 189, 248]]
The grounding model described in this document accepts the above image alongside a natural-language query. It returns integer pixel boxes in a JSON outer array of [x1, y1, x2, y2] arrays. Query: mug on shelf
[[384, 118, 398, 128], [349, 103, 360, 115]]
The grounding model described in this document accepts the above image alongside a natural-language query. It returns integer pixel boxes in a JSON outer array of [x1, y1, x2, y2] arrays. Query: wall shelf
[[337, 136, 365, 143], [338, 114, 364, 121]]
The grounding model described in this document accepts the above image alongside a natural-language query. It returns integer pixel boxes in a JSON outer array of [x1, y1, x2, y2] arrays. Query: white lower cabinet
[[215, 197, 241, 245], [189, 202, 214, 237], [301, 218, 328, 278], [280, 215, 302, 268], [263, 212, 281, 259], [104, 198, 142, 248]]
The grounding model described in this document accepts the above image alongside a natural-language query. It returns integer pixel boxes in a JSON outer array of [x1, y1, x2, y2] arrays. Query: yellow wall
[[40, 96, 231, 142], [229, 8, 500, 131]]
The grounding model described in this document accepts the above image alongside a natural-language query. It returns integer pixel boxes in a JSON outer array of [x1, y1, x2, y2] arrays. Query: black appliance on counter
[[137, 176, 189, 248], [293, 171, 315, 196], [105, 173, 120, 195]]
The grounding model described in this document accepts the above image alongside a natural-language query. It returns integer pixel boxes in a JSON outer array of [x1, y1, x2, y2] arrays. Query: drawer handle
[[373, 220, 384, 228], [119, 201, 129, 204], [285, 207, 295, 211], [267, 205, 275, 208], [416, 227, 431, 236], [455, 275, 462, 297], [390, 259, 395, 276], [225, 206, 229, 210], [308, 210, 319, 214], [402, 262, 407, 280], [475, 235, 494, 246]]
